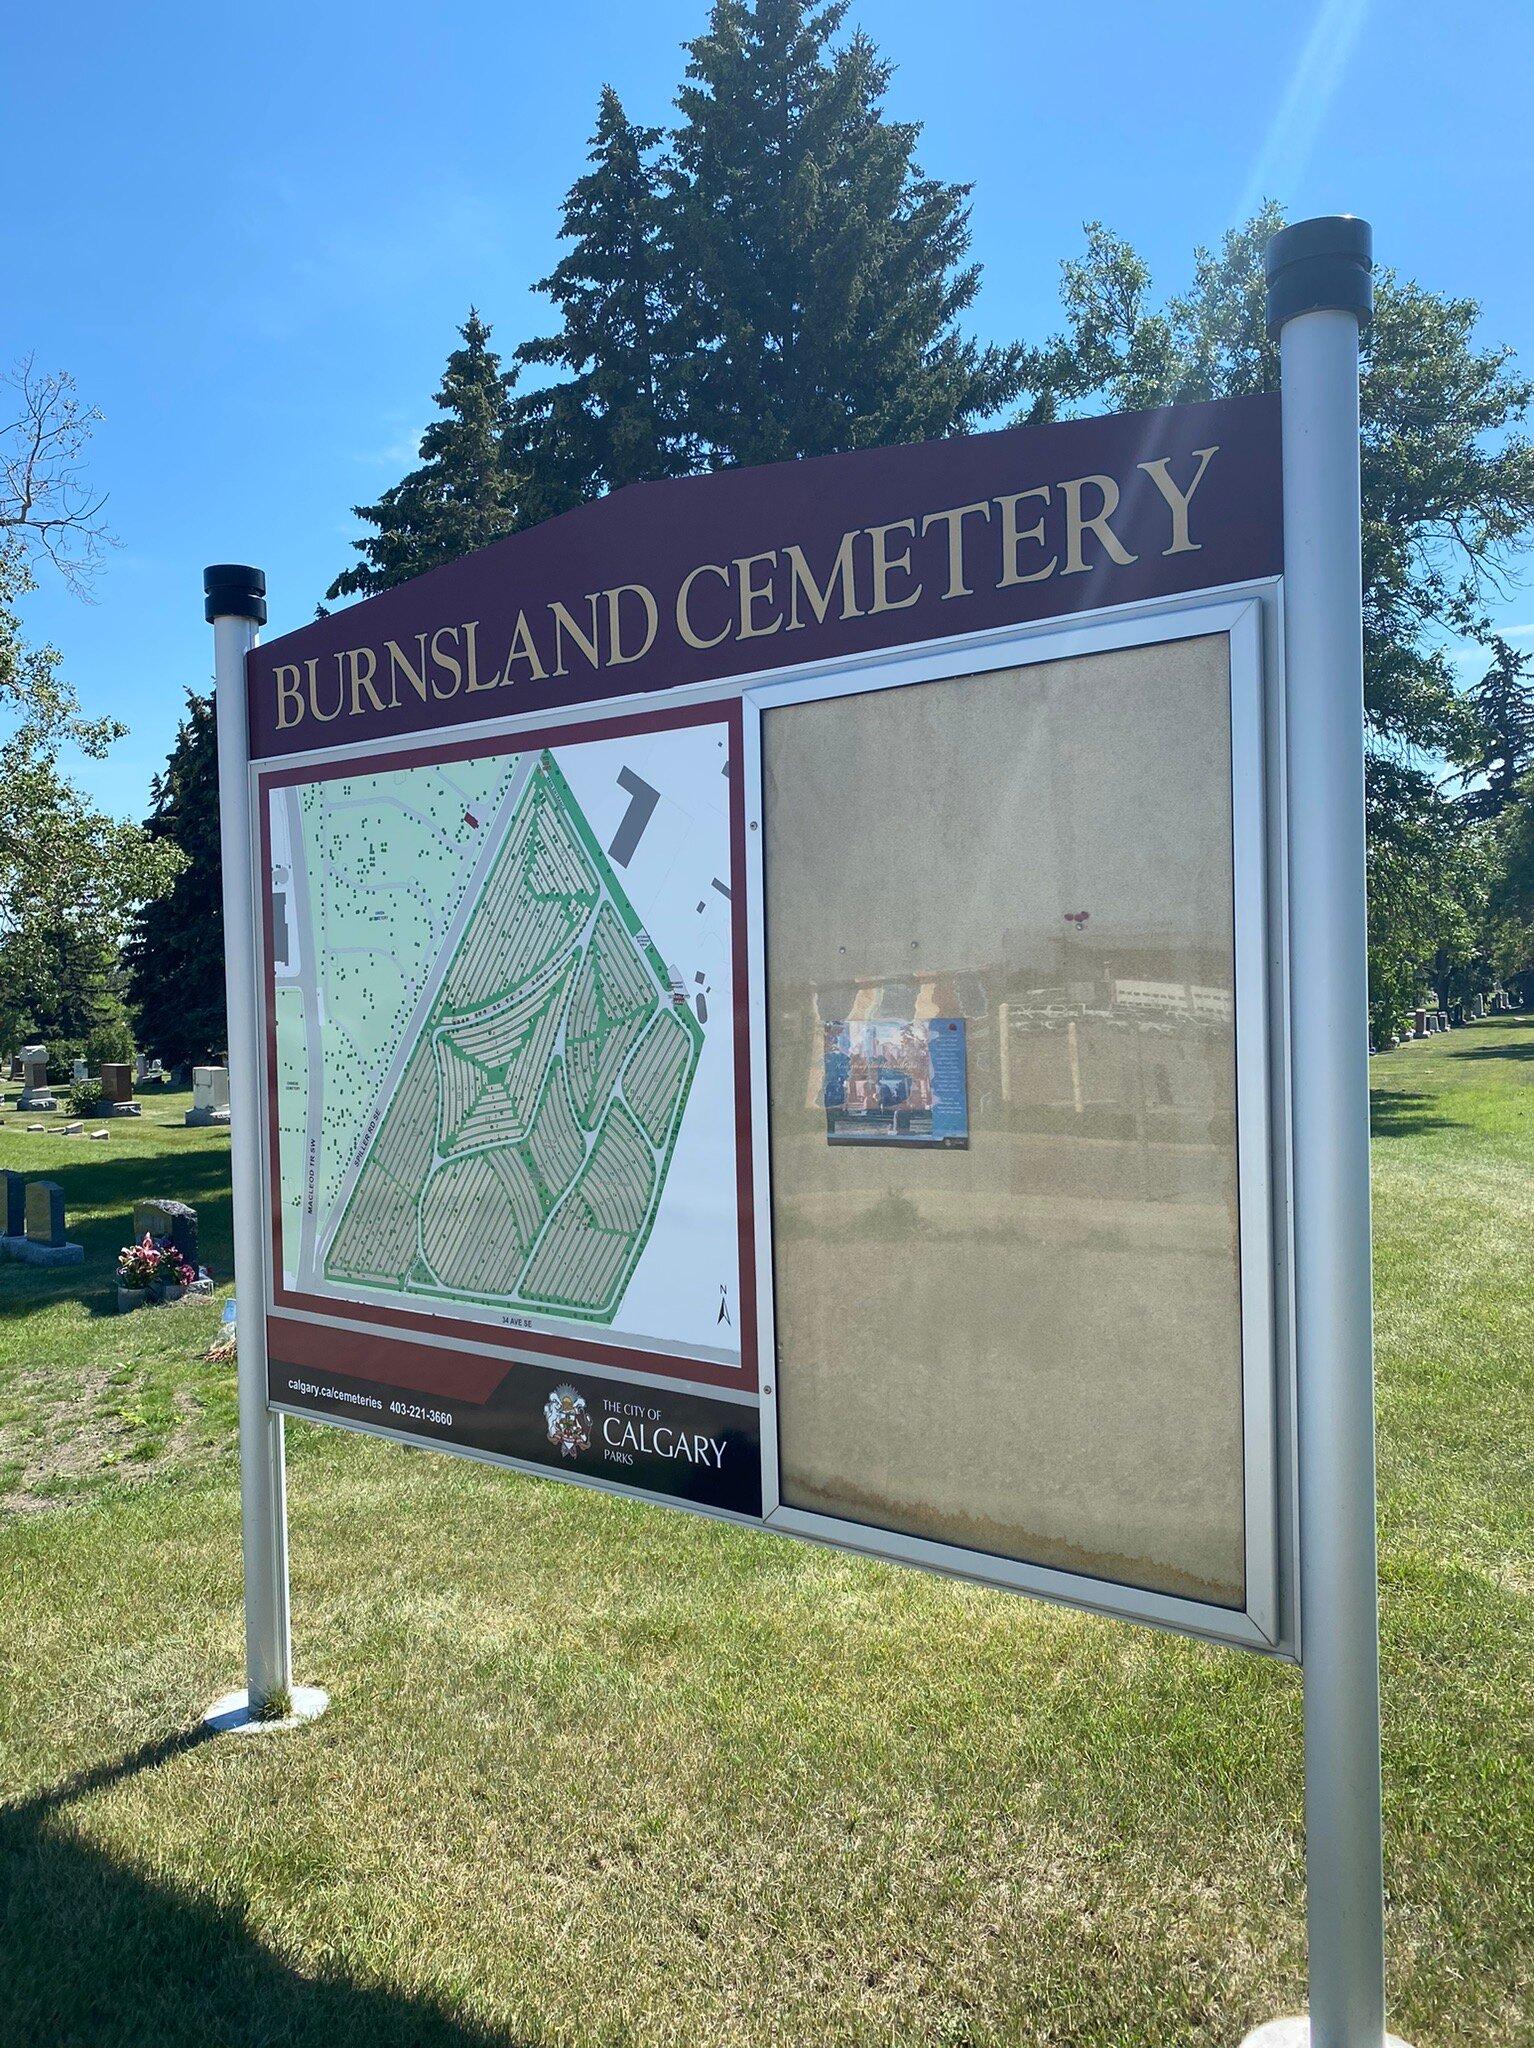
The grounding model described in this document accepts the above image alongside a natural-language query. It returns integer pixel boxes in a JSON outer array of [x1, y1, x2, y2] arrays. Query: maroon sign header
[[247, 392, 1281, 760]]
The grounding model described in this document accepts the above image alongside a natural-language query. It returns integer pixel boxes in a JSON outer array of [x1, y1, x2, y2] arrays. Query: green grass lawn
[[0, 1034, 1529, 2048]]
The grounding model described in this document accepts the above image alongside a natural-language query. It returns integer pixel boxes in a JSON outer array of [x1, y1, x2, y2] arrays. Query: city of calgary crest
[[544, 1384, 592, 1459]]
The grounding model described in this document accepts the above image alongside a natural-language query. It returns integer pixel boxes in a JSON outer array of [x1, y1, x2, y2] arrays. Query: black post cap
[[1265, 215, 1373, 337], [203, 564, 267, 625]]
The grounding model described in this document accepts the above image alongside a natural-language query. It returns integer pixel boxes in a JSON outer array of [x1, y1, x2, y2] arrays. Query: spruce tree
[[1456, 637, 1534, 821], [124, 691, 227, 1067], [515, 87, 691, 517], [665, 0, 1028, 465], [327, 310, 523, 599]]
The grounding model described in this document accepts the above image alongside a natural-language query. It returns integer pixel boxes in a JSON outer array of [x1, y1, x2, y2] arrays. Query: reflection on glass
[[762, 636, 1246, 1607]]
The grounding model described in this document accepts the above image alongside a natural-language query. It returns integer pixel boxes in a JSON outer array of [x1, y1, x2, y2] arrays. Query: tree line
[[4, 0, 1533, 1066]]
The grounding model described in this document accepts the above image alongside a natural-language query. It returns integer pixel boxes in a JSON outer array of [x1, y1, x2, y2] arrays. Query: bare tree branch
[[0, 354, 117, 596]]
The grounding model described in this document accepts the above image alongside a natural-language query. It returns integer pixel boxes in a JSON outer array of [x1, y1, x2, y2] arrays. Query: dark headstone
[[2, 1169, 25, 1238], [133, 1198, 198, 1271], [25, 1181, 65, 1248], [100, 1062, 133, 1104]]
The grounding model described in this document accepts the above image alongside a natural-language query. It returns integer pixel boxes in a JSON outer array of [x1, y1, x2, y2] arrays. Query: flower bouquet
[[116, 1233, 196, 1309], [117, 1234, 159, 1307], [154, 1241, 197, 1302]]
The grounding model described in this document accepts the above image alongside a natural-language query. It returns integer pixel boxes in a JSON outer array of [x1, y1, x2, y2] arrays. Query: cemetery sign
[[209, 212, 1398, 2048], [230, 387, 1294, 1650]]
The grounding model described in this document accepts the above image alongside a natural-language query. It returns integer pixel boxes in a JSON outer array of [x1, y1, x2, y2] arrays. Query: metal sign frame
[[252, 694, 758, 1398], [233, 581, 1294, 1656], [740, 590, 1294, 1654]]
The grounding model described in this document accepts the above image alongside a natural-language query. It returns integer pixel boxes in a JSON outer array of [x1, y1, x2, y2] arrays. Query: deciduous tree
[[1036, 206, 1534, 1038], [0, 356, 179, 1049], [0, 550, 179, 1050]]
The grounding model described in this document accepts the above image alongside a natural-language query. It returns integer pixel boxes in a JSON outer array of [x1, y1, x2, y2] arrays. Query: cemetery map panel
[[324, 754, 701, 1322], [261, 705, 752, 1393]]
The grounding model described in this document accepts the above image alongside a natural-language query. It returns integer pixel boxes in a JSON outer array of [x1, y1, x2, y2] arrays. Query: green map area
[[322, 752, 703, 1324]]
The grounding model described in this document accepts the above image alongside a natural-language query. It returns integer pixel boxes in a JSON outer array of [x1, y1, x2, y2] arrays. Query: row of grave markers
[[0, 1172, 81, 1265], [0, 1174, 209, 1302], [3, 1048, 230, 1126], [1370, 989, 1519, 1053]]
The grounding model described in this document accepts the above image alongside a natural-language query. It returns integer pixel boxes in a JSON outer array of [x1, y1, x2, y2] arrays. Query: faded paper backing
[[762, 635, 1246, 1606]]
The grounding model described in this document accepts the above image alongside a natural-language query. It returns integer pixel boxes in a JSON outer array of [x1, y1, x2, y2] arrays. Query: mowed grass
[[0, 1089, 237, 1508], [0, 1032, 1529, 2048]]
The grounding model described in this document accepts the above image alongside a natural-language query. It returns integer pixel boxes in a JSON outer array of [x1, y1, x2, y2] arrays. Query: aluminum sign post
[[1246, 223, 1407, 2048], [204, 564, 326, 1734]]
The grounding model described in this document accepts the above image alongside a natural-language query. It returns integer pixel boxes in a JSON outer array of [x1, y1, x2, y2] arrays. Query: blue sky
[[6, 0, 1532, 819]]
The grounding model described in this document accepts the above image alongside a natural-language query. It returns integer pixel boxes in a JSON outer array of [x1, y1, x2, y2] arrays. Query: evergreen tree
[[124, 691, 226, 1067], [515, 87, 691, 518], [327, 310, 524, 599], [1485, 784, 1534, 995], [665, 0, 1029, 466], [1454, 636, 1534, 821]]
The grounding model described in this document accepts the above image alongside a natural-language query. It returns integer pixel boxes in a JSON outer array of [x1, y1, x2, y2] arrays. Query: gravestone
[[17, 1046, 56, 1112], [134, 1054, 165, 1085], [2, 1169, 25, 1239], [0, 1179, 82, 1265], [133, 1197, 199, 1274], [1413, 1007, 1427, 1039], [185, 1066, 231, 1127], [7, 1054, 22, 1082], [71, 1057, 89, 1083], [26, 1180, 64, 1246], [99, 1063, 140, 1115]]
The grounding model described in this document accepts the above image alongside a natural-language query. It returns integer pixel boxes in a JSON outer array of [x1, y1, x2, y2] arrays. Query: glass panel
[[762, 635, 1245, 1607]]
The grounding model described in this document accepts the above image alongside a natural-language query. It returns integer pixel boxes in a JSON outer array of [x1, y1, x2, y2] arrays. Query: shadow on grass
[[1448, 1040, 1534, 1061], [1369, 1090, 1465, 1141], [0, 1727, 524, 2048]]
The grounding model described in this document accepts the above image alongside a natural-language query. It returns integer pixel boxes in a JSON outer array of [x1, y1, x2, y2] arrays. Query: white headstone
[[193, 1066, 229, 1111]]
